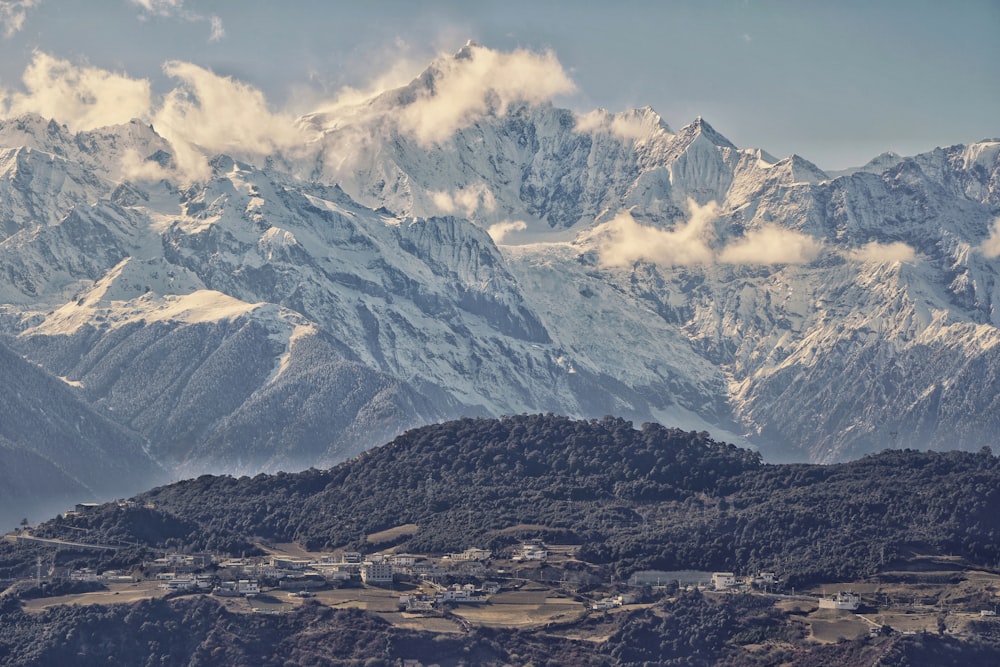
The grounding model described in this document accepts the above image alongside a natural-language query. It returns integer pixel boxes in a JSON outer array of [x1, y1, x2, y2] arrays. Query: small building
[[818, 592, 861, 610], [391, 554, 416, 568], [237, 579, 260, 595], [452, 547, 492, 561], [360, 561, 393, 584], [398, 594, 436, 611], [980, 610, 997, 617], [437, 584, 483, 603], [213, 582, 240, 597], [270, 556, 310, 571], [712, 572, 737, 590], [159, 577, 197, 591], [75, 503, 100, 513], [512, 542, 548, 562], [592, 597, 622, 610]]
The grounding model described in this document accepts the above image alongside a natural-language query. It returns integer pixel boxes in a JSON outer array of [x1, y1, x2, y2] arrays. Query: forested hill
[[28, 415, 1000, 584]]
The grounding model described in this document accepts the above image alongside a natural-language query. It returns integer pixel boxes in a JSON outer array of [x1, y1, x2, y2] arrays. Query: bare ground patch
[[366, 524, 420, 545]]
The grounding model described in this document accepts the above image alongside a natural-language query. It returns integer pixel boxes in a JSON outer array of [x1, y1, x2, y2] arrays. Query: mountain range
[[1, 43, 998, 526]]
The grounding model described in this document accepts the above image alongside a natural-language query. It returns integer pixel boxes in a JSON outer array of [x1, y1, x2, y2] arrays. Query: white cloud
[[574, 108, 657, 141], [119, 148, 173, 182], [981, 217, 1000, 259], [590, 199, 718, 268], [587, 200, 826, 268], [156, 61, 303, 155], [208, 15, 224, 42], [398, 43, 576, 146], [574, 109, 611, 134], [130, 0, 182, 13], [129, 0, 224, 42], [718, 224, 823, 265], [844, 240, 916, 264], [429, 183, 497, 218], [0, 0, 39, 37], [3, 51, 152, 131], [151, 61, 308, 180], [0, 52, 311, 183], [488, 220, 527, 243], [311, 57, 426, 118]]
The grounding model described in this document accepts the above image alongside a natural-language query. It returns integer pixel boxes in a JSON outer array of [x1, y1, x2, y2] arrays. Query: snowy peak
[[768, 154, 829, 184], [0, 113, 72, 155], [673, 116, 737, 151]]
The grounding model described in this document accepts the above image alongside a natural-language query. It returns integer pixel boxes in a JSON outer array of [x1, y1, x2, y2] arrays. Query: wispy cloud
[[587, 200, 826, 268], [574, 108, 662, 141], [430, 183, 497, 217], [718, 224, 823, 265], [843, 240, 916, 264], [0, 0, 40, 38], [208, 15, 224, 42], [981, 217, 1000, 259], [588, 200, 718, 268], [488, 220, 527, 243], [129, 0, 224, 43]]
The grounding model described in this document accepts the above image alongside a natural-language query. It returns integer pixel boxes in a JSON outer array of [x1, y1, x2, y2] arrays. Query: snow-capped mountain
[[1, 42, 997, 507]]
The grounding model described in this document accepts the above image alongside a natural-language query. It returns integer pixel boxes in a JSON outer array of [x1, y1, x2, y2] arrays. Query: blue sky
[[0, 0, 996, 170]]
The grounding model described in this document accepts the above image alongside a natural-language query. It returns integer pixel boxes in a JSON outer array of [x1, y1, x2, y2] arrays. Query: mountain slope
[[0, 337, 163, 527]]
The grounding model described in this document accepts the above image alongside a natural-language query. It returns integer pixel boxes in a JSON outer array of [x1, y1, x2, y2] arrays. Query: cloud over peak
[[0, 51, 309, 182], [397, 43, 576, 146], [3, 51, 151, 131]]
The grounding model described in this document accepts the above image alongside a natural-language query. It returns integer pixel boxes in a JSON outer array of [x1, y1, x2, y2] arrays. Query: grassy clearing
[[366, 524, 420, 545], [21, 581, 167, 612]]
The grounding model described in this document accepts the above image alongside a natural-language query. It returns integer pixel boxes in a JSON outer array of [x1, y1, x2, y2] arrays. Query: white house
[[592, 597, 622, 610], [818, 592, 860, 610], [237, 579, 260, 595], [712, 572, 737, 590]]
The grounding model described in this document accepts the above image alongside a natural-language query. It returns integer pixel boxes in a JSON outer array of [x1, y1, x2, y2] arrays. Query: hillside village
[[6, 517, 1000, 644], [5, 514, 786, 614]]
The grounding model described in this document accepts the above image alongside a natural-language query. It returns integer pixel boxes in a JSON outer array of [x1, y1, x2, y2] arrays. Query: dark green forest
[[11, 415, 1000, 586]]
